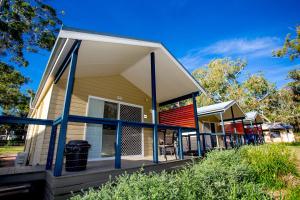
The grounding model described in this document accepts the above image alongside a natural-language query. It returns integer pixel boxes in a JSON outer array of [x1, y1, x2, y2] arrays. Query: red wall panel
[[159, 104, 196, 128], [225, 122, 245, 134]]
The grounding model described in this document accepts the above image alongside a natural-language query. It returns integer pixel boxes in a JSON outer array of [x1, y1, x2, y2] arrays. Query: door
[[86, 98, 118, 160], [119, 104, 143, 156], [85, 97, 143, 160]]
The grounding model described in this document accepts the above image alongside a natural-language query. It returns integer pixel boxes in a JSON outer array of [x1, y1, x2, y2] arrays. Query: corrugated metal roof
[[262, 123, 293, 130], [245, 111, 257, 121], [197, 100, 235, 115]]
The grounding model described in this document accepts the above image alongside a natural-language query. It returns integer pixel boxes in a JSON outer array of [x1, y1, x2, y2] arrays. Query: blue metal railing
[[0, 114, 197, 174]]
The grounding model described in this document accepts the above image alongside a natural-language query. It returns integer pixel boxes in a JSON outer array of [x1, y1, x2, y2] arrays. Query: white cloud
[[202, 37, 280, 55], [179, 37, 281, 70]]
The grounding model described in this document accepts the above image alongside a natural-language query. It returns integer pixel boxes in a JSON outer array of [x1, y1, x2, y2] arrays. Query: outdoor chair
[[158, 129, 177, 161]]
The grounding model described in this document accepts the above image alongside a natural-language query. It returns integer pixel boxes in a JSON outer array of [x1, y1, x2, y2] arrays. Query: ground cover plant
[[71, 144, 300, 200]]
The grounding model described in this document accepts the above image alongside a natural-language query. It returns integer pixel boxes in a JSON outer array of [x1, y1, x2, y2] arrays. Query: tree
[[0, 0, 61, 116], [0, 0, 62, 66], [192, 58, 247, 106], [287, 69, 300, 102], [273, 25, 300, 61], [0, 62, 30, 116], [242, 73, 276, 113], [0, 0, 61, 140], [192, 58, 295, 125], [273, 25, 300, 131]]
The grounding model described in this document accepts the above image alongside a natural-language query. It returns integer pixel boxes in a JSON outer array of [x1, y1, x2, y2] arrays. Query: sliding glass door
[[85, 97, 143, 160]]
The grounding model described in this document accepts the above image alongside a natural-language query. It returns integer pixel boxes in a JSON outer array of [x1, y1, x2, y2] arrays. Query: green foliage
[[240, 144, 297, 189], [0, 0, 61, 117], [192, 57, 299, 129], [287, 69, 300, 102], [0, 62, 30, 116], [192, 58, 246, 106], [273, 25, 300, 61], [72, 146, 299, 200], [0, 0, 62, 66]]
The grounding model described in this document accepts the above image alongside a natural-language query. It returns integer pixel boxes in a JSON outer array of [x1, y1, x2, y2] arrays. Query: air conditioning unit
[[15, 152, 28, 166]]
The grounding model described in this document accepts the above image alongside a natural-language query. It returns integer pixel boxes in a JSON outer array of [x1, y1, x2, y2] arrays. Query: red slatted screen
[[224, 122, 245, 134], [244, 126, 262, 134], [159, 104, 196, 128]]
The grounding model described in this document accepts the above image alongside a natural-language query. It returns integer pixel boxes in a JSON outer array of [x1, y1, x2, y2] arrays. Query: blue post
[[188, 135, 191, 152], [178, 128, 184, 160], [261, 124, 265, 143], [46, 124, 58, 170], [53, 41, 81, 176], [115, 121, 122, 168], [220, 112, 227, 149], [229, 134, 233, 148], [202, 134, 206, 153], [192, 93, 202, 157], [151, 52, 158, 163], [241, 119, 246, 145]]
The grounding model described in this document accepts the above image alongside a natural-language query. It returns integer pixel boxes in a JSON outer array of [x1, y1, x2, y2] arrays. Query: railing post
[[260, 124, 265, 143], [202, 134, 206, 153], [46, 124, 58, 170], [115, 121, 122, 169], [53, 41, 81, 177], [241, 119, 246, 145], [220, 112, 227, 149], [188, 135, 191, 152], [178, 128, 184, 160], [192, 93, 202, 157], [151, 52, 158, 163]]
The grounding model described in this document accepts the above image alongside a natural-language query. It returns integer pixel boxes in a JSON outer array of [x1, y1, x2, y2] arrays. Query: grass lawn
[[287, 145, 300, 172], [0, 146, 24, 155]]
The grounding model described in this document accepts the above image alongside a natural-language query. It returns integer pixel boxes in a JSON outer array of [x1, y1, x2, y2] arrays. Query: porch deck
[[62, 155, 181, 176], [0, 156, 196, 200]]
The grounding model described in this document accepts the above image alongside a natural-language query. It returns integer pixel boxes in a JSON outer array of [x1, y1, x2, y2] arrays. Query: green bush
[[71, 144, 298, 200], [240, 144, 297, 188]]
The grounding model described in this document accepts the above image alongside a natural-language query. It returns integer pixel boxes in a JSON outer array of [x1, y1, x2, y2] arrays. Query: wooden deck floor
[[46, 156, 196, 200], [0, 156, 197, 200], [61, 155, 180, 176]]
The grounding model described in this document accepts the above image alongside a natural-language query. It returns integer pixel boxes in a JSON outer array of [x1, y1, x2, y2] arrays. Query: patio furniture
[[158, 130, 177, 161]]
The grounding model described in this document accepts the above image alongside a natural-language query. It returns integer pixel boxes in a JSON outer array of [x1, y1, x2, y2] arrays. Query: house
[[19, 26, 208, 178], [176, 100, 246, 153], [262, 123, 295, 143], [244, 111, 264, 144]]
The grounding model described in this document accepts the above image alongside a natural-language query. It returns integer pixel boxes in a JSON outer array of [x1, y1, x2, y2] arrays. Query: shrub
[[239, 144, 297, 189], [71, 149, 270, 200], [71, 144, 298, 200]]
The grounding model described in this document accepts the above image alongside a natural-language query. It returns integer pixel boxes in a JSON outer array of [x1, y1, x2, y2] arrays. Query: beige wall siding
[[25, 85, 53, 165], [39, 75, 154, 164]]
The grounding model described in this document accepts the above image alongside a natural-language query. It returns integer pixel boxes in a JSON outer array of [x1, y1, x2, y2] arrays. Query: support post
[[46, 124, 58, 170], [230, 107, 238, 147], [220, 112, 227, 149], [201, 123, 206, 153], [115, 121, 122, 169], [250, 121, 255, 145], [53, 41, 80, 177], [260, 124, 265, 143], [178, 128, 184, 160], [188, 135, 191, 152], [192, 93, 202, 157], [255, 119, 259, 144], [241, 119, 247, 145], [151, 52, 158, 163]]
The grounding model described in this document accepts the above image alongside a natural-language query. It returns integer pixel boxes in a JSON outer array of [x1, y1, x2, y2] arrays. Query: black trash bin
[[65, 140, 91, 172]]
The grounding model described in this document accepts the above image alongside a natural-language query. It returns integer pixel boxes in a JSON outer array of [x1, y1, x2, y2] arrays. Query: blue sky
[[22, 0, 300, 92]]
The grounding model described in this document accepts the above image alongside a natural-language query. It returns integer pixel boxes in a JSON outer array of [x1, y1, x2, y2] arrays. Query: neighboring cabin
[[263, 123, 295, 143]]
